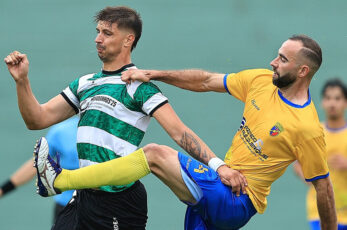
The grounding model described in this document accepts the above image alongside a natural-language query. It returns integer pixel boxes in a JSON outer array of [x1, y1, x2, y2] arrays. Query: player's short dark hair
[[321, 78, 347, 99], [289, 34, 322, 72], [95, 6, 142, 51]]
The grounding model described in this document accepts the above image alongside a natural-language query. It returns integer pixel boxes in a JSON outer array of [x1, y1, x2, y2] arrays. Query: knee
[[143, 143, 172, 168]]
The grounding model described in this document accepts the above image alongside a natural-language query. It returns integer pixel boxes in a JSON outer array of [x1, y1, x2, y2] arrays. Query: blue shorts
[[178, 152, 257, 230], [309, 220, 347, 230]]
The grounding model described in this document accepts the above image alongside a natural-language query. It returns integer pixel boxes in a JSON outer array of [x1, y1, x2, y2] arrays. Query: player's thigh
[[143, 144, 195, 203]]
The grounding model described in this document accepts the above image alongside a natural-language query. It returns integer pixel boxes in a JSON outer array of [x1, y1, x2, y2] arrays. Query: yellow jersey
[[307, 124, 347, 224], [223, 69, 329, 214]]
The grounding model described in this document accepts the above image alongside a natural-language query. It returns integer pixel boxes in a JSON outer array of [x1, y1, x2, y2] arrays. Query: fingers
[[231, 177, 241, 196], [4, 51, 25, 65], [239, 172, 248, 194], [121, 69, 134, 83], [121, 69, 150, 83], [230, 171, 247, 196]]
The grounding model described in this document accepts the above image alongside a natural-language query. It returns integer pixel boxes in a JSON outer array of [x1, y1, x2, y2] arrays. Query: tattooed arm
[[179, 132, 212, 163], [152, 103, 247, 194], [153, 103, 214, 164]]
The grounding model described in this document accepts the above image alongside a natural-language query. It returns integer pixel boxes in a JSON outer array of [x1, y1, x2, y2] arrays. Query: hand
[[4, 51, 29, 82], [328, 154, 347, 170], [121, 69, 151, 84], [217, 165, 248, 196], [0, 188, 3, 198]]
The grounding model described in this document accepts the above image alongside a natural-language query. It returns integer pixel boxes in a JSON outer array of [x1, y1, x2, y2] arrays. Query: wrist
[[1, 179, 16, 196], [208, 157, 226, 172], [15, 76, 29, 85], [148, 70, 161, 80]]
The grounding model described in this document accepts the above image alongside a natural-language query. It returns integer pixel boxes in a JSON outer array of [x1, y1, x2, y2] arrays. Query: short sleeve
[[224, 69, 273, 102], [295, 135, 329, 182], [61, 78, 80, 113], [133, 82, 168, 116]]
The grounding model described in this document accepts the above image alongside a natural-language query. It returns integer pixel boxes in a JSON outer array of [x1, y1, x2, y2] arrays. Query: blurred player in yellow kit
[[295, 79, 347, 230]]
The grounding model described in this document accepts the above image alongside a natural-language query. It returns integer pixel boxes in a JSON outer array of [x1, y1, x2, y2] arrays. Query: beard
[[272, 72, 296, 88]]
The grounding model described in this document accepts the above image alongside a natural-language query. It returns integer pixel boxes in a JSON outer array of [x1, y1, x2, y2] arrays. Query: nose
[[95, 33, 102, 44], [270, 57, 278, 68]]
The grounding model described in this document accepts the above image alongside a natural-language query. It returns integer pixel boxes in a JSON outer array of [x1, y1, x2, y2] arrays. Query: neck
[[325, 117, 346, 130], [102, 51, 132, 71], [278, 79, 310, 106]]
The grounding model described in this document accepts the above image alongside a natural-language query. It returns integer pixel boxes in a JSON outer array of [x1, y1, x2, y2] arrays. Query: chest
[[237, 89, 301, 159]]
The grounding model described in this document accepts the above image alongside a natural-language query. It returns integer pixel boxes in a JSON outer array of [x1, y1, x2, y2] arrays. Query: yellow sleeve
[[224, 69, 273, 102], [295, 135, 329, 182]]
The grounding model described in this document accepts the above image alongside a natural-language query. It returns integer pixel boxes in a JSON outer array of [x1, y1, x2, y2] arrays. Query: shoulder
[[232, 68, 273, 78], [127, 81, 162, 99]]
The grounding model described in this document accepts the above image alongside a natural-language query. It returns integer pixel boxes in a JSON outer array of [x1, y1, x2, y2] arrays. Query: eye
[[105, 32, 112, 36], [280, 56, 286, 62]]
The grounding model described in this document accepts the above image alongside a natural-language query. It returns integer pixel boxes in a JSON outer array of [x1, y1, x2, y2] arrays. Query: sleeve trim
[[149, 100, 169, 116], [305, 172, 329, 182], [223, 74, 231, 95], [60, 92, 79, 114]]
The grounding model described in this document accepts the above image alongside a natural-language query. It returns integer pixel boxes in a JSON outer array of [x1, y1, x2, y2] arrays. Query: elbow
[[25, 120, 45, 130], [26, 123, 41, 130]]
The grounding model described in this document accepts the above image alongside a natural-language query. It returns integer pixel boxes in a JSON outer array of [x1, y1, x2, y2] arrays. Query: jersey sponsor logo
[[240, 125, 268, 161], [80, 95, 118, 114], [238, 117, 246, 131], [254, 139, 263, 151], [251, 99, 260, 110], [194, 164, 209, 173], [270, 122, 284, 136]]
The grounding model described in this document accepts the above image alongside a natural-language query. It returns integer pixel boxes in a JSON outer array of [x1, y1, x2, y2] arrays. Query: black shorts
[[52, 181, 148, 230], [53, 203, 65, 224]]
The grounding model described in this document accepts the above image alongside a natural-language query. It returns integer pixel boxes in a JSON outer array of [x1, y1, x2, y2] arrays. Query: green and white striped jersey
[[61, 64, 168, 192]]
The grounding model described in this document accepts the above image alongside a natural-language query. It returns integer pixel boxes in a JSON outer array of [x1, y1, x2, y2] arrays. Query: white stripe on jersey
[[79, 159, 98, 168], [77, 75, 125, 95], [63, 87, 80, 109], [77, 126, 138, 156], [143, 92, 168, 115], [126, 81, 143, 99]]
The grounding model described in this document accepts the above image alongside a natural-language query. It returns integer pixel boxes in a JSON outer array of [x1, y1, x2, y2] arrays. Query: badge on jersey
[[270, 122, 284, 136]]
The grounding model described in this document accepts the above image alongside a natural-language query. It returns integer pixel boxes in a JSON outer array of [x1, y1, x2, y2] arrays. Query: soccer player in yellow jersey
[[34, 35, 337, 229], [294, 79, 347, 230]]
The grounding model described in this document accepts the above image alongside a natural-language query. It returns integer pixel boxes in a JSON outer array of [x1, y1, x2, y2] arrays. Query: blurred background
[[0, 0, 346, 229]]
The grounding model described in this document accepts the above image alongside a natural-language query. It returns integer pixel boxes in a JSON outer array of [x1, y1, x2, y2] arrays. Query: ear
[[298, 65, 310, 78], [124, 33, 135, 49]]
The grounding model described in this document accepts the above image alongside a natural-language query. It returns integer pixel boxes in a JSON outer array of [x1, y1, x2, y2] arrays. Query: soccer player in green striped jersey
[[4, 6, 243, 230]]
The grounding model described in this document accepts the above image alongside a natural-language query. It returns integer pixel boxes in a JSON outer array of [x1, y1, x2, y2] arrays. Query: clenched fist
[[4, 51, 29, 82]]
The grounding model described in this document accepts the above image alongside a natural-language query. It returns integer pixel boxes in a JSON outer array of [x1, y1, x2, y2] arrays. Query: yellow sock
[[54, 148, 150, 191]]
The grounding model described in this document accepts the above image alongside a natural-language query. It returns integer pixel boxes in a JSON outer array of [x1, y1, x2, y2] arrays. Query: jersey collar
[[324, 122, 347, 132], [277, 89, 311, 108], [102, 63, 135, 76]]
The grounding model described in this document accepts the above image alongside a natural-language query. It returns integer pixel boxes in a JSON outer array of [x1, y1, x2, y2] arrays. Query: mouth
[[96, 45, 105, 53]]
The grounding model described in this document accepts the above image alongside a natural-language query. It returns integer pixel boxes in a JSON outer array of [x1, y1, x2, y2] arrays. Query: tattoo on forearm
[[180, 132, 210, 162]]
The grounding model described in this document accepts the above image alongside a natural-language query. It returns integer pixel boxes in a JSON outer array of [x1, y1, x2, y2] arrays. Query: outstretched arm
[[0, 159, 36, 197], [122, 69, 226, 92], [312, 177, 337, 230], [4, 51, 76, 129], [153, 103, 247, 195]]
